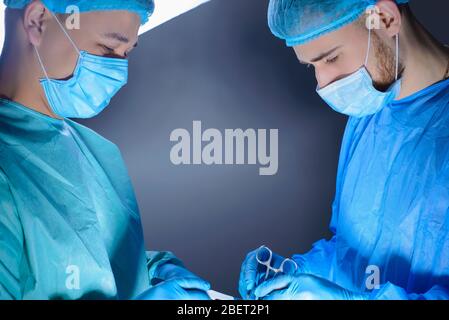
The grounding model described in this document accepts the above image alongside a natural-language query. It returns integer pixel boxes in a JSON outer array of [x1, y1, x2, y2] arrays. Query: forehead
[[293, 21, 366, 61], [74, 10, 140, 41]]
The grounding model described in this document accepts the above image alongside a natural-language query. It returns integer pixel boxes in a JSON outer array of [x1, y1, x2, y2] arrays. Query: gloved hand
[[136, 277, 212, 300], [155, 263, 204, 283], [239, 247, 293, 299], [254, 274, 369, 300]]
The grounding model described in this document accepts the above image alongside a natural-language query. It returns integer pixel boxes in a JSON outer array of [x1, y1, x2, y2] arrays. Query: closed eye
[[325, 55, 339, 64], [100, 44, 115, 54], [99, 44, 126, 59]]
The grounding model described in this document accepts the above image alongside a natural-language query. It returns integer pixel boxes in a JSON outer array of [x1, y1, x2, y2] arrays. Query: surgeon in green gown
[[0, 0, 211, 300]]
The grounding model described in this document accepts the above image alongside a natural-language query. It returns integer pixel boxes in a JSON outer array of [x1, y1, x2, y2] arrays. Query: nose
[[106, 49, 128, 60], [316, 69, 342, 90], [315, 69, 327, 89]]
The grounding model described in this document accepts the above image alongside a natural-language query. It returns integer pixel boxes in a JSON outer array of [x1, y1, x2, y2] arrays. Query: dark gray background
[[79, 0, 449, 296]]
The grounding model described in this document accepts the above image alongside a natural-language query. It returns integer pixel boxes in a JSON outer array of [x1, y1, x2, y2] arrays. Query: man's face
[[294, 19, 399, 92], [36, 10, 140, 80]]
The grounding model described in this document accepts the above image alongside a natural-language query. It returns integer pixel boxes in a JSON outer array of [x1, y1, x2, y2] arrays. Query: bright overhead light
[[0, 1, 211, 53], [139, 0, 210, 35]]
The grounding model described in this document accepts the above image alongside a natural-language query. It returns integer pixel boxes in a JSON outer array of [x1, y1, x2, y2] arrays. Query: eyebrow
[[300, 45, 342, 64], [103, 32, 138, 48], [104, 32, 130, 43]]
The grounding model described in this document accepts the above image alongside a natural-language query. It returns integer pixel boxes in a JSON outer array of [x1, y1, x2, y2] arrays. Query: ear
[[23, 0, 51, 46], [375, 0, 402, 38]]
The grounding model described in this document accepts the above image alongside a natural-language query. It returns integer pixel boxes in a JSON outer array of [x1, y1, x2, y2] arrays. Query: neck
[[398, 11, 449, 99], [0, 45, 61, 119]]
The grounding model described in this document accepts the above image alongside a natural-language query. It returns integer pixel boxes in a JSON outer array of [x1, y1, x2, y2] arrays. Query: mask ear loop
[[364, 26, 372, 67], [33, 12, 82, 81], [34, 46, 50, 81], [51, 12, 80, 55], [395, 34, 399, 81], [365, 25, 399, 82]]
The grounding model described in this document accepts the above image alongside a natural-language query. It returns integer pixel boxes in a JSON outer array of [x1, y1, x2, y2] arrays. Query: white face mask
[[316, 28, 402, 118]]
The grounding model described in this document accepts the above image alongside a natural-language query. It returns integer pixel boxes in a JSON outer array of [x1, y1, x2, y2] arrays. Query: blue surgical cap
[[268, 0, 410, 47], [4, 0, 155, 25]]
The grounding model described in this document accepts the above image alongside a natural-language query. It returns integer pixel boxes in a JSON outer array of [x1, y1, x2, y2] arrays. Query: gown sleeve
[[145, 251, 184, 286], [0, 169, 24, 300], [369, 282, 449, 300], [291, 235, 337, 281]]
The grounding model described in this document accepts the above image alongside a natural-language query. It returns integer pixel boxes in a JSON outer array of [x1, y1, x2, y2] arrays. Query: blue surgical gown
[[0, 99, 179, 299], [293, 78, 449, 300]]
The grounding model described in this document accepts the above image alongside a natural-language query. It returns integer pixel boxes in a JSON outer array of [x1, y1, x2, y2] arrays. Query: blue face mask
[[316, 28, 402, 118], [34, 14, 128, 119]]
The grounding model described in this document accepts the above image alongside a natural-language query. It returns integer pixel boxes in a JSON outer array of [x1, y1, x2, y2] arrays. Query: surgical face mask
[[316, 28, 402, 118], [34, 14, 128, 119]]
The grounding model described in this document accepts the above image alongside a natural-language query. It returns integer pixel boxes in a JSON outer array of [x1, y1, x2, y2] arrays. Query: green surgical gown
[[0, 98, 178, 299]]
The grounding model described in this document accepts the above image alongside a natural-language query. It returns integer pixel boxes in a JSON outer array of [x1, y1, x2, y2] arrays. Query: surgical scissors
[[256, 245, 298, 283]]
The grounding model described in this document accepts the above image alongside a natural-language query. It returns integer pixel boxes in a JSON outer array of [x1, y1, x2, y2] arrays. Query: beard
[[371, 32, 404, 92]]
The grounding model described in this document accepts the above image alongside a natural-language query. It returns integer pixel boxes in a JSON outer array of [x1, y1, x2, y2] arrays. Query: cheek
[[342, 49, 366, 74], [69, 31, 104, 57], [38, 34, 80, 79], [317, 52, 366, 88], [366, 38, 397, 84]]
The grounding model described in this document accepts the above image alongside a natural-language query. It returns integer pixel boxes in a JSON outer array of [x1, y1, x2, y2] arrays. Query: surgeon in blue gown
[[240, 0, 449, 300], [0, 0, 210, 299]]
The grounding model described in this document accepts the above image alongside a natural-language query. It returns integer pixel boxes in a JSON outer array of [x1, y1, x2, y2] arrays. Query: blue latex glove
[[154, 263, 205, 284], [136, 277, 211, 300], [254, 274, 369, 300], [239, 248, 293, 299]]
